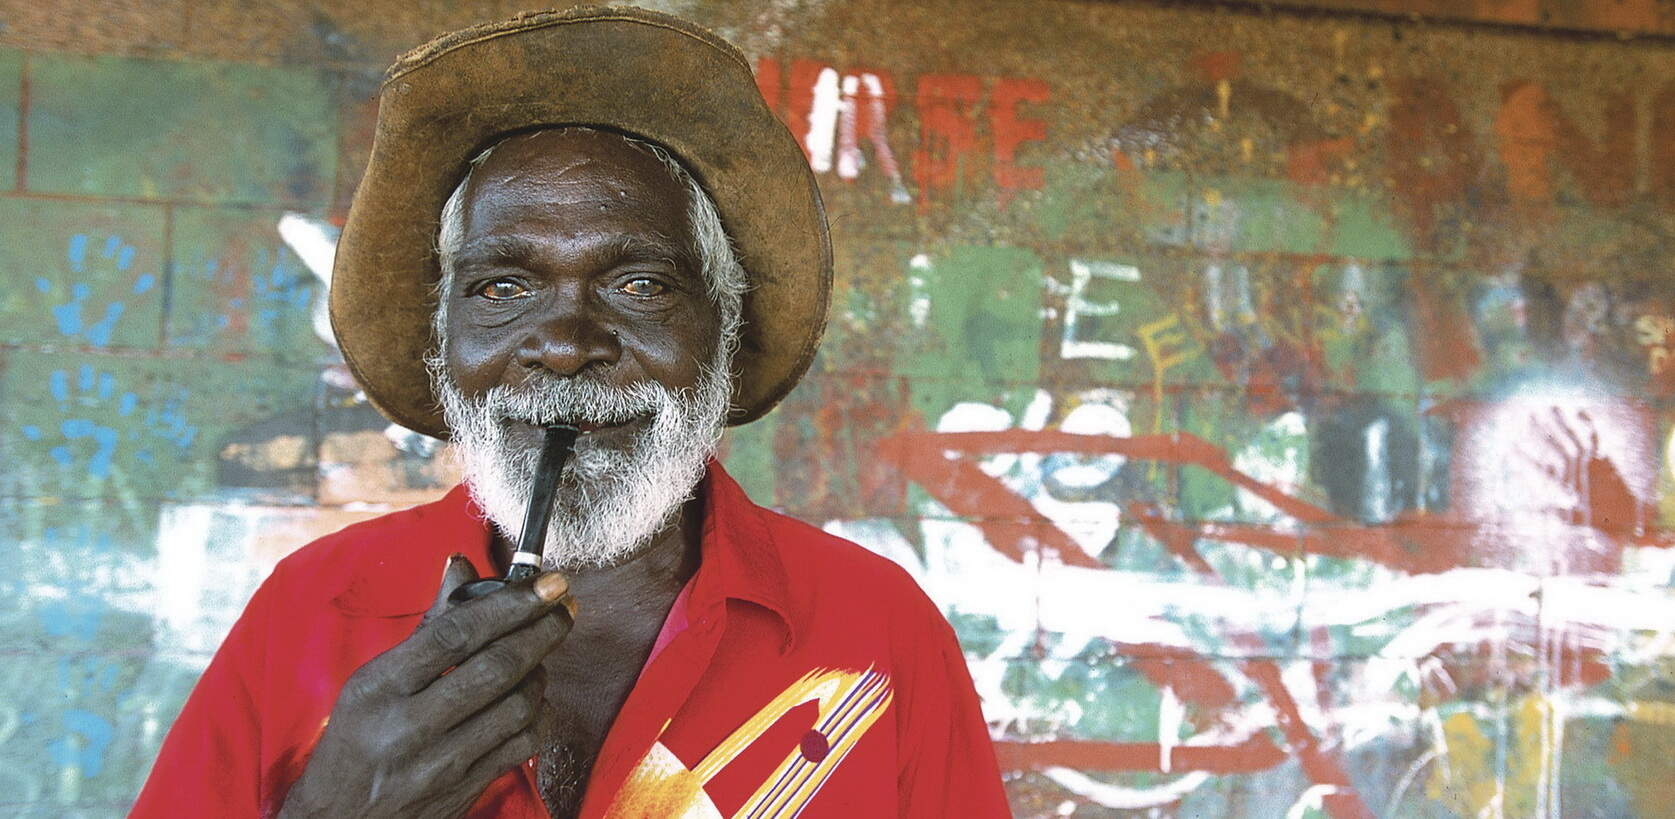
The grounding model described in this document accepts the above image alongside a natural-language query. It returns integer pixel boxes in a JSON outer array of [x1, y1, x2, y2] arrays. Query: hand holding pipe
[[449, 423, 581, 603]]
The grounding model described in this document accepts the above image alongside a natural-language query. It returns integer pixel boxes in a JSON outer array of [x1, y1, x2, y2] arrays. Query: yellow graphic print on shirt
[[604, 667, 894, 818]]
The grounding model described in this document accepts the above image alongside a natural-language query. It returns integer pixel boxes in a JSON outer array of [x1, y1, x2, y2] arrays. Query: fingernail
[[534, 571, 570, 603], [557, 593, 580, 621], [441, 553, 464, 578]]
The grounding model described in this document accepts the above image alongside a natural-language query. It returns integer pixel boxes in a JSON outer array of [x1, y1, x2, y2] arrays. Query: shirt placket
[[577, 596, 728, 818]]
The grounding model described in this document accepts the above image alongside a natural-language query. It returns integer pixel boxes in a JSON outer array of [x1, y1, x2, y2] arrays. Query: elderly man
[[134, 7, 1006, 818]]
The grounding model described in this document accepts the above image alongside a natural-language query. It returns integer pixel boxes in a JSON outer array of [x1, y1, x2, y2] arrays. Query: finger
[[455, 726, 543, 809], [392, 571, 572, 691], [1552, 406, 1587, 452], [425, 554, 480, 625], [409, 677, 544, 799], [404, 724, 541, 819], [419, 609, 570, 718], [446, 671, 545, 755]]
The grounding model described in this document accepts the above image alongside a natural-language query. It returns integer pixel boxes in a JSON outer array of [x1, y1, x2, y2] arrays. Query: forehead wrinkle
[[451, 226, 697, 279], [476, 173, 624, 210], [543, 154, 613, 181], [485, 133, 681, 195], [487, 142, 649, 187]]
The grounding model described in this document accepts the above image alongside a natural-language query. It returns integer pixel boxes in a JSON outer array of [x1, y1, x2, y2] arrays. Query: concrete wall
[[2, 1, 1674, 815]]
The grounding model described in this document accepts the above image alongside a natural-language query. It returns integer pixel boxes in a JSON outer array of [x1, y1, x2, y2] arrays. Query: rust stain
[[1496, 80, 1636, 208], [1386, 75, 1481, 252]]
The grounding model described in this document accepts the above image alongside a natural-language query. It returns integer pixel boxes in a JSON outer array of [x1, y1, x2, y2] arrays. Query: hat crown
[[386, 6, 751, 85], [329, 6, 831, 439]]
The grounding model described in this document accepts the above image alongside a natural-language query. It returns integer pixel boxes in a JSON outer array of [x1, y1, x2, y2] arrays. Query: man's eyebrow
[[609, 234, 700, 272], [452, 235, 544, 265]]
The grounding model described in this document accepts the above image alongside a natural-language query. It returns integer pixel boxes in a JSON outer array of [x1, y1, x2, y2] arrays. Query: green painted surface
[[895, 245, 1043, 420], [0, 197, 165, 348], [1328, 190, 1412, 261], [719, 412, 777, 506], [1201, 177, 1333, 256], [1175, 389, 1290, 522], [1312, 262, 1422, 396], [1028, 161, 1155, 245], [25, 53, 336, 205]]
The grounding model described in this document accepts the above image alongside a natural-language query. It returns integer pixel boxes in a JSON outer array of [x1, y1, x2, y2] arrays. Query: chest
[[533, 603, 671, 815]]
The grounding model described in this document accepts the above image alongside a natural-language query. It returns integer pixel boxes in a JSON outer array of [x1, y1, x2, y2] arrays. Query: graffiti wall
[[2, 1, 1673, 815]]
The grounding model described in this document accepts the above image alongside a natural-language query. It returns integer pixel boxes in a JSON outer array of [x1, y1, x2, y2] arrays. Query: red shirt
[[133, 462, 1008, 817]]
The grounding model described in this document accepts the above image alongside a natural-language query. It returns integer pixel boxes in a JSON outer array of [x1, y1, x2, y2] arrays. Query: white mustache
[[479, 374, 672, 429]]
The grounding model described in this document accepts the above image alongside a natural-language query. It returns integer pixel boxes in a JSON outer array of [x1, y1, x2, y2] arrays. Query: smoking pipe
[[449, 423, 580, 603]]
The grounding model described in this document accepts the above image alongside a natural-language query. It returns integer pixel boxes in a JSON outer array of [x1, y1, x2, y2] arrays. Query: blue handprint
[[44, 709, 115, 778], [24, 363, 195, 482], [38, 233, 154, 346], [141, 385, 197, 457], [24, 365, 129, 479], [250, 247, 315, 334]]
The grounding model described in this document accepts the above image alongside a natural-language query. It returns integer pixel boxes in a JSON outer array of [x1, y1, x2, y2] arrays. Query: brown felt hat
[[330, 6, 831, 438]]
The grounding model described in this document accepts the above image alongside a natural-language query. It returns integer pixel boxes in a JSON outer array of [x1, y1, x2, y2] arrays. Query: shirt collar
[[329, 483, 497, 617], [690, 459, 799, 652], [329, 461, 801, 651]]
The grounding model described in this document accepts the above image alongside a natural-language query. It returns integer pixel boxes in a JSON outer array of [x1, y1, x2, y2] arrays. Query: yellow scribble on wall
[[1611, 698, 1675, 817], [1424, 695, 1549, 818], [1137, 313, 1193, 436], [1659, 426, 1675, 530]]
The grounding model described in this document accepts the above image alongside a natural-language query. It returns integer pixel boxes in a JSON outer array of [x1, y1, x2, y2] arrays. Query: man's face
[[431, 129, 731, 570], [442, 129, 722, 434]]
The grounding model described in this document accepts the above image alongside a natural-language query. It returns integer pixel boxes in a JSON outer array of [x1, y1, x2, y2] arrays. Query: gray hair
[[432, 128, 747, 362]]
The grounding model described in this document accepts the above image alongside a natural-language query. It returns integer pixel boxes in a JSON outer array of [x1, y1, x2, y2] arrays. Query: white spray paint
[[829, 388, 1675, 811], [907, 253, 932, 328], [277, 213, 340, 352], [1229, 411, 1309, 526], [798, 67, 910, 202], [1059, 259, 1139, 361], [1042, 767, 1211, 809], [804, 67, 841, 173], [836, 74, 863, 178]]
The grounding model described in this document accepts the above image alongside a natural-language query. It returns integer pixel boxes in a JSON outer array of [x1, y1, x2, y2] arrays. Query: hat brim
[[330, 7, 831, 439]]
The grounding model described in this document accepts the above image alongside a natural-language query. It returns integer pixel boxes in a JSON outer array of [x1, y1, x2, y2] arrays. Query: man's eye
[[621, 277, 667, 297], [474, 279, 529, 300]]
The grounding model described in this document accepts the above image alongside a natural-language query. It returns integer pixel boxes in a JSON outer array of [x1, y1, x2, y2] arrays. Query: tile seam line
[[1189, 0, 1675, 43], [0, 189, 331, 211], [13, 50, 27, 192]]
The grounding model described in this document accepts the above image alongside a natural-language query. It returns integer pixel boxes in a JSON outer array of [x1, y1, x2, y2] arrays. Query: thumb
[[426, 553, 480, 619]]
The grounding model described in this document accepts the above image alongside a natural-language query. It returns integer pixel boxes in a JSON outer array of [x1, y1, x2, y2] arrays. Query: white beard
[[431, 354, 732, 572]]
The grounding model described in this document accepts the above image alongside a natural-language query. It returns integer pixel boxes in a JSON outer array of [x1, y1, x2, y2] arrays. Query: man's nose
[[514, 297, 621, 376]]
